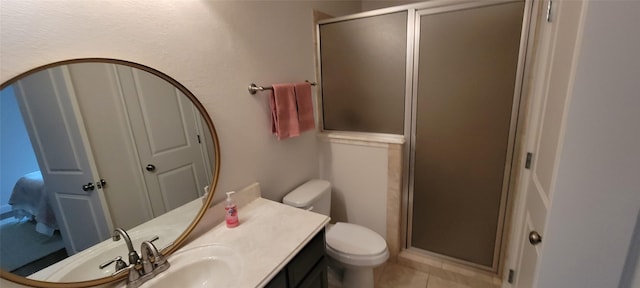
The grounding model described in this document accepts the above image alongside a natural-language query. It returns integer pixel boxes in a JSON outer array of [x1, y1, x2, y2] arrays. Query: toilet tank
[[282, 179, 331, 216]]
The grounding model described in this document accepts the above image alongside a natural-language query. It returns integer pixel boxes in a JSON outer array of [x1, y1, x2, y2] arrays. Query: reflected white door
[[14, 66, 112, 254], [116, 66, 209, 216], [512, 1, 585, 287], [67, 63, 154, 231]]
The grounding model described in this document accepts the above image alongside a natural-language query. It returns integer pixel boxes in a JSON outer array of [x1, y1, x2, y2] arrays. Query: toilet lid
[[326, 222, 387, 256]]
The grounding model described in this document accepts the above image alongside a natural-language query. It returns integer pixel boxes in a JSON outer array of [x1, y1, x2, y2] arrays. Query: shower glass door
[[409, 1, 526, 270]]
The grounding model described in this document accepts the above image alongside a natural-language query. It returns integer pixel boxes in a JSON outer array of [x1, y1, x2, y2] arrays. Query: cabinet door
[[266, 230, 327, 288], [287, 230, 326, 287], [297, 257, 328, 288], [265, 270, 288, 288]]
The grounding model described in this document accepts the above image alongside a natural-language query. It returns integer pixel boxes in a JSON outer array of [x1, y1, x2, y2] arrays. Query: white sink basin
[[139, 245, 242, 288], [43, 227, 179, 282]]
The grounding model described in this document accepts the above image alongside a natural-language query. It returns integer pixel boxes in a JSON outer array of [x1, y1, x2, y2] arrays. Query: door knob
[[96, 179, 107, 189], [82, 182, 95, 191], [529, 231, 542, 245], [146, 164, 156, 172]]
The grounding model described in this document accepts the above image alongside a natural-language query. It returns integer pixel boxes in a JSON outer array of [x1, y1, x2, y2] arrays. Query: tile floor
[[375, 262, 477, 288], [329, 261, 498, 288]]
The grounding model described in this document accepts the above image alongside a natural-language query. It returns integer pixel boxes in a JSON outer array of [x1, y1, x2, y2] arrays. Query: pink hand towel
[[270, 83, 300, 140], [294, 82, 316, 132]]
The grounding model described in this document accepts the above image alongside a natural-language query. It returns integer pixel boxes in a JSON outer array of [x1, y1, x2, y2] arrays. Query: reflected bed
[[9, 171, 58, 236]]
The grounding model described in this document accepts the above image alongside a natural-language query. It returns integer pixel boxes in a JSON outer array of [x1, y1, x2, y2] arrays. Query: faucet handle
[[99, 256, 127, 271]]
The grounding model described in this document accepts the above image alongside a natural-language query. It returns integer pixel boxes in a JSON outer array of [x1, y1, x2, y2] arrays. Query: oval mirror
[[0, 59, 219, 287]]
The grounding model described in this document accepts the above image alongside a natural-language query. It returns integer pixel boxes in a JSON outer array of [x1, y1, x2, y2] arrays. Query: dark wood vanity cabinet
[[265, 229, 328, 288]]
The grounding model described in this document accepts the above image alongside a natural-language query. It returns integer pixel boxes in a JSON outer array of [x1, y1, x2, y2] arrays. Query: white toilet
[[283, 179, 389, 288]]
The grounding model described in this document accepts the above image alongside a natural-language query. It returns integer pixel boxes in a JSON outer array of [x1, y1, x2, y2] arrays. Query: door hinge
[[546, 0, 553, 22], [508, 269, 515, 284], [525, 152, 533, 169]]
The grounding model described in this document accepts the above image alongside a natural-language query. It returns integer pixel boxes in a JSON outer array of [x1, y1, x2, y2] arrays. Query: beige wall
[[0, 0, 360, 203], [0, 1, 361, 286], [319, 140, 389, 238]]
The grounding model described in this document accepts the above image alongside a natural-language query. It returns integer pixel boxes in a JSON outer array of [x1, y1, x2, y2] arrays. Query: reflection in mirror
[[0, 60, 217, 283]]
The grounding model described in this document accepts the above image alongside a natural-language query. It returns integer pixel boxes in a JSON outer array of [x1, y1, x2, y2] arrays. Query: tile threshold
[[397, 251, 502, 288]]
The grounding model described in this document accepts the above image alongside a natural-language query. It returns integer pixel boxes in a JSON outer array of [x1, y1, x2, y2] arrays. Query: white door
[[67, 63, 154, 231], [116, 66, 209, 216], [14, 66, 113, 255], [511, 1, 585, 287]]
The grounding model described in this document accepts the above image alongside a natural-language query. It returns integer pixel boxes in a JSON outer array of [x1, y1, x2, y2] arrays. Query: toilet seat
[[326, 222, 389, 267]]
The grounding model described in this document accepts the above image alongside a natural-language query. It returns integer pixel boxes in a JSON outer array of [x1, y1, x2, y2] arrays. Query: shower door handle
[[528, 231, 542, 245]]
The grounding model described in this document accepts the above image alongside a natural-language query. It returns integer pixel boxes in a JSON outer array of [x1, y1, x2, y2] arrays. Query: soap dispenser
[[225, 191, 239, 228]]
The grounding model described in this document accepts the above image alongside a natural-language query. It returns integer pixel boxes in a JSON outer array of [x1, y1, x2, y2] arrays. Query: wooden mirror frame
[[0, 58, 220, 288]]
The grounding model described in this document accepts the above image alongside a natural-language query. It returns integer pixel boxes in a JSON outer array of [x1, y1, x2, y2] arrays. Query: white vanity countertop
[[7, 183, 328, 288], [182, 197, 330, 288]]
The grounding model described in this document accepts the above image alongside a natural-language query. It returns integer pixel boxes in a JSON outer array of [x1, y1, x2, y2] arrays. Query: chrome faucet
[[106, 228, 169, 287], [113, 228, 140, 266], [127, 240, 170, 288], [140, 240, 169, 274]]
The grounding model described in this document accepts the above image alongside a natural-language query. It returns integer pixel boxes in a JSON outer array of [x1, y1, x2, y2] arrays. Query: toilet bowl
[[283, 179, 388, 288], [326, 223, 389, 267], [326, 222, 389, 287]]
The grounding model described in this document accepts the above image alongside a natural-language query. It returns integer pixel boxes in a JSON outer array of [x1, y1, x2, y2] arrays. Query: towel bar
[[248, 81, 317, 95]]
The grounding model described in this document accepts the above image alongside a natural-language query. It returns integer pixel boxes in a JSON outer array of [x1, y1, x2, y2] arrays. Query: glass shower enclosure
[[318, 0, 529, 271]]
